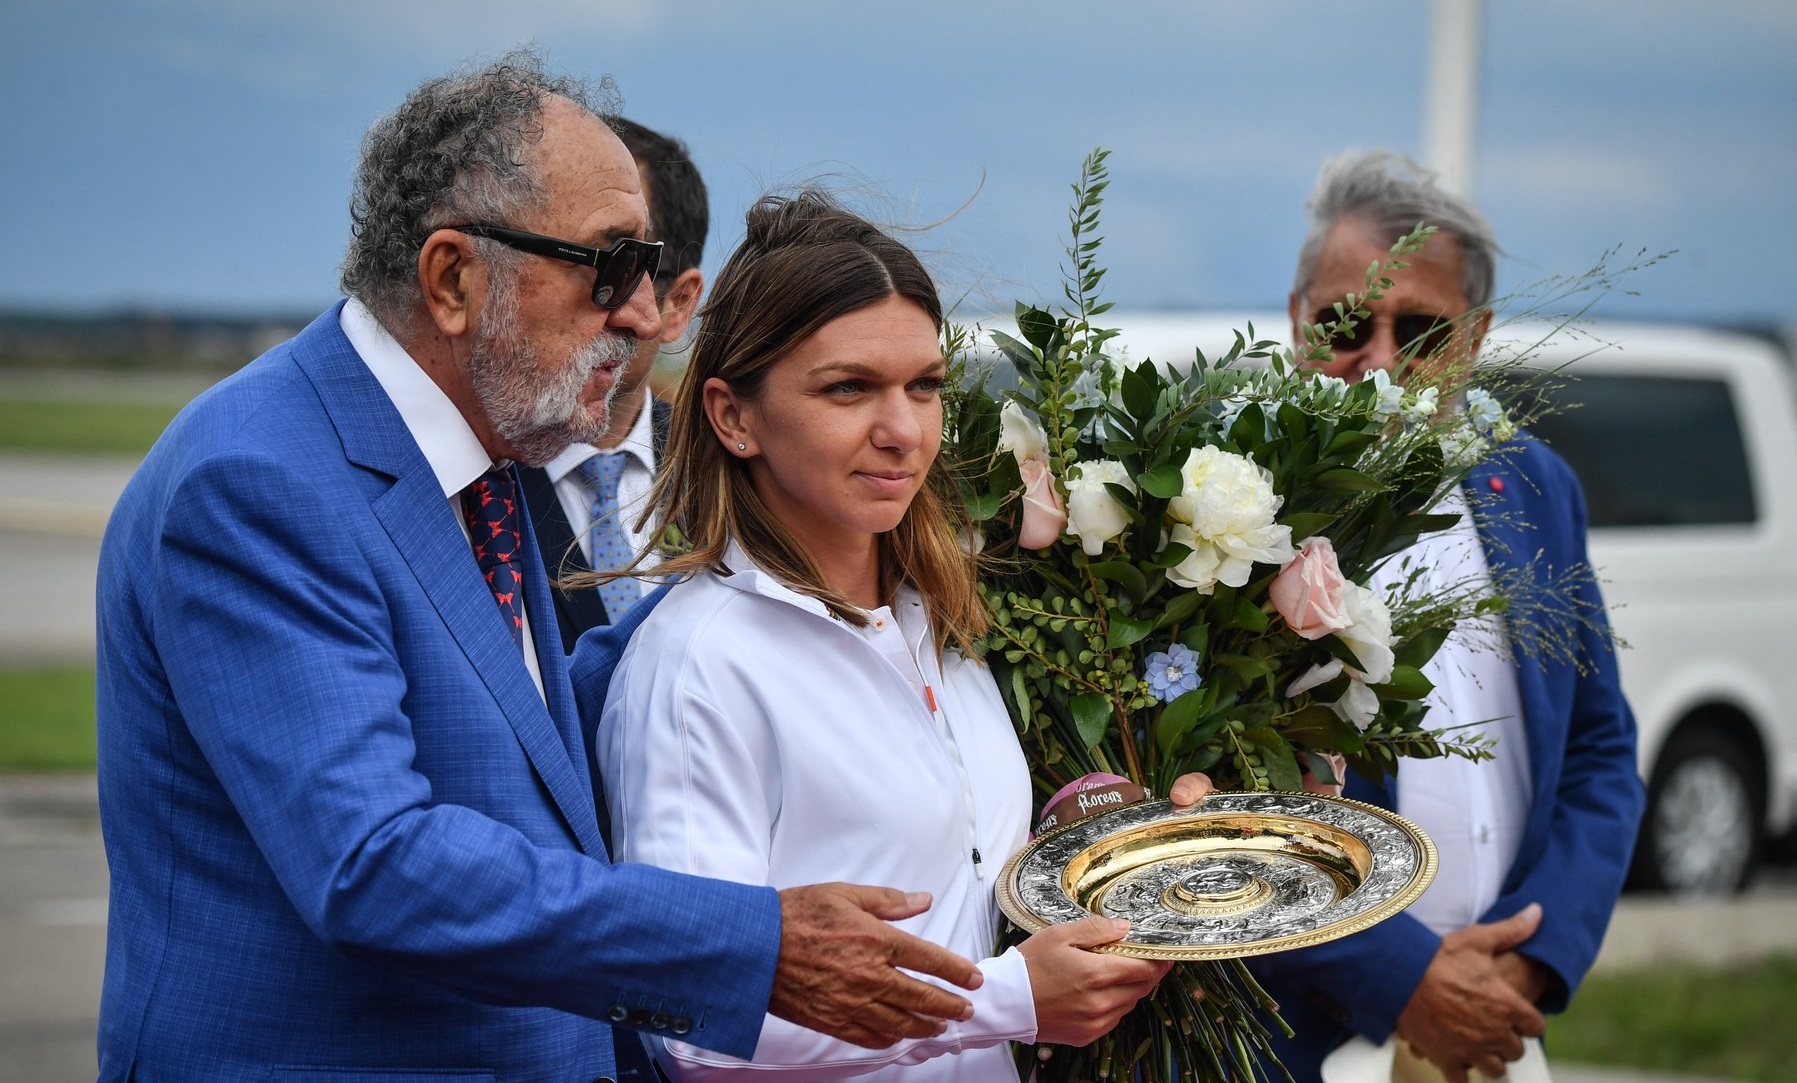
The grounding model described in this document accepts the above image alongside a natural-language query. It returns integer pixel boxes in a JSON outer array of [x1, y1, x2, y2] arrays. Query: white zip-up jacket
[[599, 546, 1036, 1080]]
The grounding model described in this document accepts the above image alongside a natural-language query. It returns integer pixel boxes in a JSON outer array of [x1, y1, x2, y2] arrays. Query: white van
[[1018, 309, 1797, 894], [1491, 320, 1797, 894]]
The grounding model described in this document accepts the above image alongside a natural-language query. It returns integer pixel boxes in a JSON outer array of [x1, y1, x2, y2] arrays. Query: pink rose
[[1270, 536, 1352, 640], [1018, 457, 1068, 550]]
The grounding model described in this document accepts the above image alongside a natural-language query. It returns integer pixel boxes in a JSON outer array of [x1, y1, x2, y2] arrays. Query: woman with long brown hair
[[596, 191, 1177, 1080]]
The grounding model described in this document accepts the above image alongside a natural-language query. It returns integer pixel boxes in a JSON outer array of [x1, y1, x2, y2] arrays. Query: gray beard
[[468, 274, 636, 466]]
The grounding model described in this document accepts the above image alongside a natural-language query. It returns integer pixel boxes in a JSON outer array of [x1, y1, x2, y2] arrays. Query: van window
[[1513, 372, 1757, 528]]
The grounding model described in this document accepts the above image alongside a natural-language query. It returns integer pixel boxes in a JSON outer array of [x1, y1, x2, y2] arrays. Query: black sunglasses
[[1311, 309, 1456, 360], [454, 224, 663, 310]]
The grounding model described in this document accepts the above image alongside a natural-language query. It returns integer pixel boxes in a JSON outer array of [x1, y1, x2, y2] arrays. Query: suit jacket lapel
[[292, 308, 603, 857], [518, 465, 610, 647], [1465, 451, 1556, 845]]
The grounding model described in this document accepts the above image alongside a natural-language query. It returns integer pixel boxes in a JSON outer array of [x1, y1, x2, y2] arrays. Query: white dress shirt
[[339, 299, 545, 698], [599, 546, 1037, 1080], [1372, 484, 1531, 936]]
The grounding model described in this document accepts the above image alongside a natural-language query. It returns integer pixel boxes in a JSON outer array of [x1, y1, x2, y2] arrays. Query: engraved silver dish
[[995, 792, 1438, 960]]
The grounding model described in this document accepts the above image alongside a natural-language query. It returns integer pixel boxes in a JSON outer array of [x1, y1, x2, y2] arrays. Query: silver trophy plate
[[995, 792, 1438, 960]]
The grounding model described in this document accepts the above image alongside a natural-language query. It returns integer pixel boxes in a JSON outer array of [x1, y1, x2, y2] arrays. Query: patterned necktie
[[576, 452, 642, 623], [462, 467, 526, 649]]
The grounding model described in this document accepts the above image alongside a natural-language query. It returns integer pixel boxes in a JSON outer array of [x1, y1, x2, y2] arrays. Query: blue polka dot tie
[[576, 452, 642, 623], [462, 467, 526, 650]]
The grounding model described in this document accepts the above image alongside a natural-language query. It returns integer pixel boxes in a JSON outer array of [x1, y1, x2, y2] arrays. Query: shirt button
[[671, 1016, 692, 1035], [628, 1007, 651, 1026], [606, 1005, 628, 1023], [650, 1011, 671, 1029]]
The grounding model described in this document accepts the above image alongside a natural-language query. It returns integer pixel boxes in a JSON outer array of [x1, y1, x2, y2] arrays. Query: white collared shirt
[[339, 299, 545, 698], [1372, 485, 1531, 936], [541, 387, 662, 586], [599, 545, 1037, 1079]]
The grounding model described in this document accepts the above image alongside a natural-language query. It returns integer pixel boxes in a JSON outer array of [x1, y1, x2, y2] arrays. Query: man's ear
[[657, 268, 705, 345], [418, 229, 481, 339]]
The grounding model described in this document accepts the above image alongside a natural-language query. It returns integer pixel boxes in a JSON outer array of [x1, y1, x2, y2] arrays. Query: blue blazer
[[94, 304, 781, 1082], [1249, 436, 1645, 1083]]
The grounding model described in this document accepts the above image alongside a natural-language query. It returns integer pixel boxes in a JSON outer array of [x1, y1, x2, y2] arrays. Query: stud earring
[[737, 442, 747, 451]]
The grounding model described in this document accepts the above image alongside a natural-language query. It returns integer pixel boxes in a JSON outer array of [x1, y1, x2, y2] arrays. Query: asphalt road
[[2, 778, 1790, 1083]]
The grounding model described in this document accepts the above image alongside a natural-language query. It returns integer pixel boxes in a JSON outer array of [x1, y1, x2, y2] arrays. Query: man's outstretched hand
[[770, 883, 983, 1049]]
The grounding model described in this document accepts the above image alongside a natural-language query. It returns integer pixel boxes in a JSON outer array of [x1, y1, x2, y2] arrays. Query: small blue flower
[[1144, 643, 1202, 702]]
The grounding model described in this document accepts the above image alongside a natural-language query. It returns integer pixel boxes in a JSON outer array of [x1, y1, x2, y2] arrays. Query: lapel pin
[[1489, 476, 1506, 493]]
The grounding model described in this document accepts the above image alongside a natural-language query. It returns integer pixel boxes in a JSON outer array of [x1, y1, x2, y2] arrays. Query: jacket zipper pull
[[972, 847, 985, 879]]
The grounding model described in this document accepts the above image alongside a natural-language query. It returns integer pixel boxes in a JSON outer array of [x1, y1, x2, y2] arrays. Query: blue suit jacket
[[94, 304, 782, 1082], [1249, 436, 1645, 1083]]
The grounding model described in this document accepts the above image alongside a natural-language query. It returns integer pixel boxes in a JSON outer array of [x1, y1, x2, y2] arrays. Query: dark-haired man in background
[[521, 117, 707, 651]]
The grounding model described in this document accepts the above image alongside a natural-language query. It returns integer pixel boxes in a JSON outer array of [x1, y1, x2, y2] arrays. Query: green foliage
[[946, 147, 1575, 1082], [0, 398, 181, 455], [0, 666, 97, 771], [1551, 956, 1797, 1082]]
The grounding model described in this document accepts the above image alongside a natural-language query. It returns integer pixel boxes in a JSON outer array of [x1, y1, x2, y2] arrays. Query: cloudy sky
[[3, 0, 1792, 331]]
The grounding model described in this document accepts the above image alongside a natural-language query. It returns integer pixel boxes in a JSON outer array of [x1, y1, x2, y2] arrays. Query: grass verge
[[1551, 955, 1797, 1081], [0, 665, 96, 771], [0, 398, 182, 455]]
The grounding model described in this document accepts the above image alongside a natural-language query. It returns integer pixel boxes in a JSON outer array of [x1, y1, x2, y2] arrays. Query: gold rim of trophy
[[994, 792, 1439, 961]]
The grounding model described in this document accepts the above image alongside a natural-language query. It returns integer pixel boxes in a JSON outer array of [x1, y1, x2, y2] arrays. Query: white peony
[[1163, 446, 1295, 593], [1065, 459, 1137, 556], [997, 401, 1049, 464]]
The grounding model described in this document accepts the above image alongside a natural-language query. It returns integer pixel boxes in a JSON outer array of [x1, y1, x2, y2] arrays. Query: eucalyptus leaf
[[966, 490, 1003, 521], [1243, 727, 1303, 791]]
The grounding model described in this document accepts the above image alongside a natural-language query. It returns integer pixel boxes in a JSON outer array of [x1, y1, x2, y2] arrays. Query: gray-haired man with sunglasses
[[94, 51, 983, 1083], [1249, 150, 1643, 1083]]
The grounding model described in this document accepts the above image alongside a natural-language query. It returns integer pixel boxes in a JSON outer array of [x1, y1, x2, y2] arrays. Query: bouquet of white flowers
[[945, 150, 1561, 1081]]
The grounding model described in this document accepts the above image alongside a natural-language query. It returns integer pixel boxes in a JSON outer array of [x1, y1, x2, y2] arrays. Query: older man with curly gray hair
[[95, 49, 984, 1083]]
